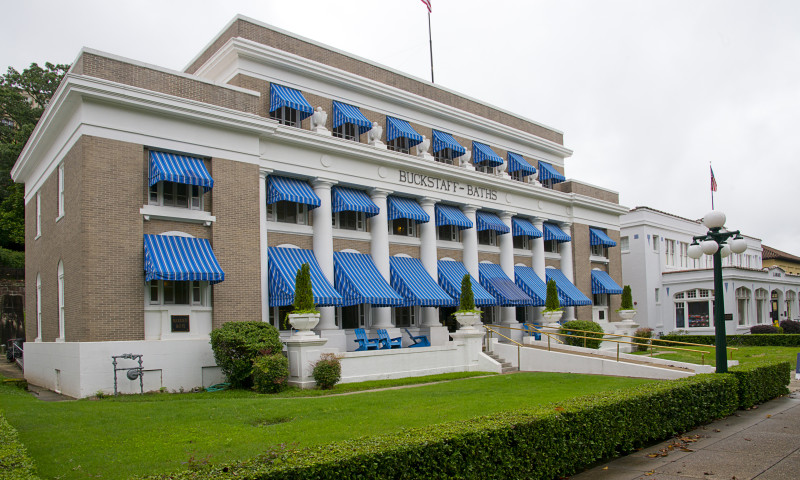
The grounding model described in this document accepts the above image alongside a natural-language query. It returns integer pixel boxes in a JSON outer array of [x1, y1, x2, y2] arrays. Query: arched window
[[735, 287, 750, 326], [36, 273, 42, 341], [674, 288, 714, 329], [755, 289, 769, 324], [57, 261, 65, 341], [786, 291, 796, 320]]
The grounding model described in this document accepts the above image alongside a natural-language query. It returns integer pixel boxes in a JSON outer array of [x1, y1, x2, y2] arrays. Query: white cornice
[[264, 124, 624, 218], [197, 38, 573, 160], [12, 74, 276, 183]]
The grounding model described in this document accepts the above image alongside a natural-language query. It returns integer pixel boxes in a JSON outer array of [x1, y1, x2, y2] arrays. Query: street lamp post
[[687, 211, 748, 373]]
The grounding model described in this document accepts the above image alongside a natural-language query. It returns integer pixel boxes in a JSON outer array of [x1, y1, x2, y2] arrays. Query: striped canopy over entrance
[[478, 263, 536, 306], [267, 247, 342, 307], [437, 260, 496, 306], [390, 256, 454, 307], [144, 234, 224, 284], [514, 266, 548, 305], [545, 268, 592, 306], [333, 251, 403, 306]]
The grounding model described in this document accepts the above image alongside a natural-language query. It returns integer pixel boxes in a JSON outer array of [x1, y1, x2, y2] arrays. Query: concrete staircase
[[484, 351, 519, 374]]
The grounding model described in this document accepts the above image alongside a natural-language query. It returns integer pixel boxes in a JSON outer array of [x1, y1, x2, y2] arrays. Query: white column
[[462, 205, 479, 279], [369, 189, 393, 328], [497, 213, 519, 336], [532, 218, 546, 322], [419, 197, 440, 327], [311, 179, 341, 348], [559, 223, 575, 321], [259, 169, 272, 324]]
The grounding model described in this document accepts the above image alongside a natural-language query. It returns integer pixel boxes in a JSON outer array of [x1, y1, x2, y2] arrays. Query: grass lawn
[[1, 372, 655, 479], [633, 345, 799, 369]]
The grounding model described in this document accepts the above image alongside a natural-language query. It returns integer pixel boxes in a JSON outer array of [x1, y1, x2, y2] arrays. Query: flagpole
[[427, 11, 434, 83]]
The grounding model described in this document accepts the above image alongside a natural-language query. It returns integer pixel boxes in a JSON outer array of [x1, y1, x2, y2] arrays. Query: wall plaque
[[171, 315, 190, 333]]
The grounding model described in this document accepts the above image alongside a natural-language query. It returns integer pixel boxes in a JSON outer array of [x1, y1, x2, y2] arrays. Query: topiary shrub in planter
[[619, 285, 634, 310], [632, 327, 653, 352], [542, 279, 563, 324], [560, 320, 604, 349], [751, 324, 781, 335], [312, 353, 342, 390], [252, 353, 289, 394], [454, 274, 482, 330], [779, 319, 800, 334], [210, 321, 283, 388]]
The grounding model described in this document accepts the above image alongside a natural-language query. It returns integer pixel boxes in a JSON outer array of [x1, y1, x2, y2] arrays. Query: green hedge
[[659, 334, 800, 347], [0, 410, 39, 480], [730, 362, 791, 408], [142, 374, 740, 480]]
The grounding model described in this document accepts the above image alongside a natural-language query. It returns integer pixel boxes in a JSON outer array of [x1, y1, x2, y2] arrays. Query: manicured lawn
[[633, 345, 799, 369], [1, 372, 655, 479]]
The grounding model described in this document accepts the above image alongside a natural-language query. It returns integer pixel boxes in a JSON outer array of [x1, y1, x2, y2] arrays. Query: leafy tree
[[0, 62, 69, 252]]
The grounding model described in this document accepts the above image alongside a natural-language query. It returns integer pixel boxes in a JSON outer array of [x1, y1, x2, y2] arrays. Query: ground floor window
[[674, 289, 713, 328], [593, 294, 609, 306], [394, 307, 416, 327], [736, 287, 750, 326], [516, 306, 529, 324], [755, 289, 768, 324], [148, 280, 207, 306], [481, 306, 496, 325], [439, 306, 457, 332], [338, 304, 367, 329]]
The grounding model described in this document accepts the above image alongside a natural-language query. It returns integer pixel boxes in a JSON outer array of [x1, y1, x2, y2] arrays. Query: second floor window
[[591, 244, 607, 257], [333, 123, 359, 142], [267, 201, 308, 224], [476, 164, 495, 174], [149, 181, 203, 210], [149, 280, 206, 306], [388, 137, 410, 154], [545, 239, 559, 253], [513, 235, 529, 249], [477, 229, 497, 246], [437, 224, 460, 242], [333, 211, 365, 231], [270, 106, 300, 127], [434, 149, 456, 165], [390, 218, 416, 237]]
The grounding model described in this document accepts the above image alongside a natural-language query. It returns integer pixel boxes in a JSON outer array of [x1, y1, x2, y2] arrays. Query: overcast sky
[[5, 1, 800, 252]]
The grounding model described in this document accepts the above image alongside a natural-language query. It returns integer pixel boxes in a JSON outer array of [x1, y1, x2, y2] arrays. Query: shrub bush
[[0, 411, 40, 479], [312, 353, 342, 390], [729, 361, 791, 408], [750, 325, 781, 334], [620, 285, 634, 310], [544, 279, 560, 312], [252, 353, 289, 394], [560, 320, 604, 349], [141, 374, 740, 480], [210, 322, 283, 388], [659, 334, 800, 347], [632, 327, 653, 352], [0, 247, 24, 268], [779, 319, 800, 334]]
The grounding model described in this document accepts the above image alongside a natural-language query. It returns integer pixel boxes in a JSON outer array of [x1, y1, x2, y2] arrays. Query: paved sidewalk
[[572, 384, 800, 480]]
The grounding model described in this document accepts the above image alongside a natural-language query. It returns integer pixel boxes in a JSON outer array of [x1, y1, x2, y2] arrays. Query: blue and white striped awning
[[590, 228, 617, 247], [514, 266, 547, 306], [148, 151, 213, 191], [332, 187, 380, 217], [538, 161, 566, 184], [543, 223, 571, 243], [268, 247, 342, 307], [507, 152, 537, 176], [269, 84, 314, 120], [267, 175, 321, 209], [479, 263, 536, 306], [437, 260, 496, 306], [332, 101, 372, 134], [435, 204, 473, 230], [387, 196, 430, 223], [545, 268, 592, 306], [591, 270, 623, 295], [476, 211, 510, 234], [512, 218, 543, 238], [390, 256, 455, 307], [472, 141, 504, 167], [334, 252, 403, 306], [432, 130, 466, 157], [386, 116, 423, 147], [144, 234, 224, 284]]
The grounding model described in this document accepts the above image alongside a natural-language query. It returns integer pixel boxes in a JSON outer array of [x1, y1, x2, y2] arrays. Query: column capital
[[369, 188, 392, 199], [259, 167, 273, 179], [500, 211, 514, 221], [532, 218, 544, 228], [461, 204, 479, 215], [311, 177, 337, 189], [419, 196, 439, 207]]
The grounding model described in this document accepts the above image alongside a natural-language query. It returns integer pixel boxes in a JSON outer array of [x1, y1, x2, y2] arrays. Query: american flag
[[710, 166, 717, 192], [421, 0, 432, 13]]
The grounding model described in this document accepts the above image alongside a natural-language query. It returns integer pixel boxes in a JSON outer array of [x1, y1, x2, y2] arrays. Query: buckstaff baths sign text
[[398, 170, 498, 200]]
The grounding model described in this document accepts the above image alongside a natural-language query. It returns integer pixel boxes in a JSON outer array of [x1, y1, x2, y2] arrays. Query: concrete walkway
[[0, 360, 74, 401], [571, 380, 800, 480]]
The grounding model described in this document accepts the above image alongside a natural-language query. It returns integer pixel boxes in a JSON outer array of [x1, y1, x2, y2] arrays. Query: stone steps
[[484, 351, 519, 374]]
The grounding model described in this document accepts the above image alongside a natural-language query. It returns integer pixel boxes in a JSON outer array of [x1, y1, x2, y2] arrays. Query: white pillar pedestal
[[450, 329, 486, 371], [285, 335, 329, 389]]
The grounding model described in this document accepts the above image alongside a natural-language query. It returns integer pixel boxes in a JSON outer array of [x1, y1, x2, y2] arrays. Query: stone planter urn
[[617, 309, 637, 322], [542, 309, 563, 328], [454, 312, 482, 331], [288, 312, 321, 337]]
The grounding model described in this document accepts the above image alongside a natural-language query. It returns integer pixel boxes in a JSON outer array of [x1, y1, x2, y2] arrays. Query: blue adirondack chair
[[404, 328, 430, 348], [354, 328, 379, 351], [524, 323, 542, 341], [377, 329, 402, 349]]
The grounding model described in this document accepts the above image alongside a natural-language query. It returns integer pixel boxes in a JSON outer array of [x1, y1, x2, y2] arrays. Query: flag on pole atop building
[[421, 0, 432, 13], [710, 165, 718, 192]]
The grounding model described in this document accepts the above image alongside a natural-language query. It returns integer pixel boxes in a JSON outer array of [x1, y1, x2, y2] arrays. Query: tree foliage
[[292, 263, 316, 313], [0, 62, 69, 251], [544, 279, 561, 312], [458, 274, 476, 312]]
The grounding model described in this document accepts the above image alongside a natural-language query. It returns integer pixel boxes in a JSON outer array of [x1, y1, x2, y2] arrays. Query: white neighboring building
[[620, 207, 800, 336]]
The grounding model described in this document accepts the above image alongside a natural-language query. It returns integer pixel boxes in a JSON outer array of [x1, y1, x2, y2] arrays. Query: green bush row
[[0, 410, 40, 480], [0, 247, 24, 269], [730, 362, 791, 408], [659, 334, 800, 347], [142, 373, 747, 480]]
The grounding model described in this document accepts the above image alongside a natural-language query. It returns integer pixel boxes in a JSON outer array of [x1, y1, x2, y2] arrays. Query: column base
[[285, 336, 328, 389]]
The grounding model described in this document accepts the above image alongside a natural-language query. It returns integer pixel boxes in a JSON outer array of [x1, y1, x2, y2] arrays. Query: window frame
[[477, 229, 497, 246], [35, 192, 41, 237], [434, 148, 456, 165], [269, 106, 301, 128], [388, 137, 410, 154], [147, 280, 207, 307], [149, 181, 204, 211], [590, 244, 607, 257], [389, 218, 417, 237], [57, 164, 64, 219], [333, 210, 366, 231], [620, 236, 630, 252], [394, 306, 417, 327], [57, 261, 64, 341], [267, 200, 309, 225], [544, 239, 560, 253], [437, 224, 460, 242], [337, 304, 368, 329], [513, 235, 529, 250], [333, 123, 359, 142]]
